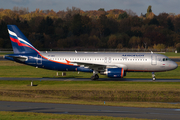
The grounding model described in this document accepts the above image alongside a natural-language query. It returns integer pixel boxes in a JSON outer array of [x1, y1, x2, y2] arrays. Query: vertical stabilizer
[[7, 25, 39, 54]]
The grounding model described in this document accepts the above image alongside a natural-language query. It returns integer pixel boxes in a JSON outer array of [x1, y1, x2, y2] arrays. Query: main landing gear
[[91, 70, 99, 80], [91, 74, 99, 80], [152, 72, 156, 81]]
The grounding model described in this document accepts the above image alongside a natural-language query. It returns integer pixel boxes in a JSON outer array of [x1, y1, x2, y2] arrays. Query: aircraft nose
[[171, 62, 178, 70]]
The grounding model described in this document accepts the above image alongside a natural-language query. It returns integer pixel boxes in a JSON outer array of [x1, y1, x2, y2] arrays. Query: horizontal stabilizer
[[4, 54, 28, 62]]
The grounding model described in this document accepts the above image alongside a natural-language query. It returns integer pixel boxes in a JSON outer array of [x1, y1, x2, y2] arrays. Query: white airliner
[[4, 25, 178, 80]]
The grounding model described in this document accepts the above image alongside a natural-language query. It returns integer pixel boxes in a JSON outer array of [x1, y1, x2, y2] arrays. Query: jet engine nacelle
[[104, 68, 124, 78]]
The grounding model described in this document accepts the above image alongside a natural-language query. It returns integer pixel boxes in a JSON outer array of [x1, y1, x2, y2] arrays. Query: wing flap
[[71, 61, 106, 70]]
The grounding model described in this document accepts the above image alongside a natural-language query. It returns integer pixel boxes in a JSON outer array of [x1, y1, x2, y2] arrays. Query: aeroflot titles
[[122, 54, 144, 57]]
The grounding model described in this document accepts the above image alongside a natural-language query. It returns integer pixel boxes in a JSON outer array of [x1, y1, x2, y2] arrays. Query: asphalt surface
[[1, 77, 180, 82], [0, 101, 180, 120], [0, 56, 4, 60], [171, 58, 180, 62]]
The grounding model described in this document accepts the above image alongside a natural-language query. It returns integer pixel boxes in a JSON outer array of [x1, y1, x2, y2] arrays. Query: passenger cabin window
[[163, 58, 170, 61]]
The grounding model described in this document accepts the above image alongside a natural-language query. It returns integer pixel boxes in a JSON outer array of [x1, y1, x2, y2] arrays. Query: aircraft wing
[[70, 60, 128, 71], [71, 61, 127, 71], [71, 61, 106, 70]]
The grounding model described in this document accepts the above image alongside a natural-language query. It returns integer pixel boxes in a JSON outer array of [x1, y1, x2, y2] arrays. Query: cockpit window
[[162, 58, 171, 61]]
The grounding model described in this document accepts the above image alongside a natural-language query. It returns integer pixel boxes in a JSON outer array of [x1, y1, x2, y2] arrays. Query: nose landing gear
[[152, 72, 156, 81]]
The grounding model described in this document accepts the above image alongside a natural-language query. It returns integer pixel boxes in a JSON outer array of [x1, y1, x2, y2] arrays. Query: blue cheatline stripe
[[9, 34, 17, 40]]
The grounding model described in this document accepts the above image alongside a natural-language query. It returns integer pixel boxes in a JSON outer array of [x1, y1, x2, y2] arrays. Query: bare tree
[[13, 6, 29, 14], [125, 9, 137, 17], [66, 6, 81, 16]]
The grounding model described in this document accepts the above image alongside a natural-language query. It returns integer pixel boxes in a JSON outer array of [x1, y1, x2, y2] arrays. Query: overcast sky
[[0, 0, 180, 16]]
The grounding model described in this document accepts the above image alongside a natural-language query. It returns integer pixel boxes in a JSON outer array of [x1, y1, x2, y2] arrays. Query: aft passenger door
[[37, 54, 42, 65], [104, 57, 107, 63], [104, 57, 111, 63], [151, 55, 157, 65], [108, 57, 111, 63]]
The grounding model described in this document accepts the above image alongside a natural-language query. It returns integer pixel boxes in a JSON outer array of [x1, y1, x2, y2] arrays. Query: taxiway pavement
[[0, 101, 180, 120], [0, 77, 180, 82]]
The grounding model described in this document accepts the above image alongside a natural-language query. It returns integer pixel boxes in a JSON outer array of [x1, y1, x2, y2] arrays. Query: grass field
[[0, 52, 13, 56], [1, 80, 180, 108], [160, 52, 180, 57], [0, 111, 152, 120]]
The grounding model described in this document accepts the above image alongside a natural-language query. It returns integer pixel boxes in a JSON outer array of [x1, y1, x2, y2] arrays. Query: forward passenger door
[[151, 55, 157, 65]]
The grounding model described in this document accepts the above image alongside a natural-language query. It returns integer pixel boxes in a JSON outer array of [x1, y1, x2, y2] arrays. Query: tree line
[[0, 6, 180, 51]]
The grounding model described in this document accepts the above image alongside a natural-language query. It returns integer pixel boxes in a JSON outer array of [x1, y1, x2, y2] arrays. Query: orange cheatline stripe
[[40, 54, 75, 66], [121, 68, 124, 78]]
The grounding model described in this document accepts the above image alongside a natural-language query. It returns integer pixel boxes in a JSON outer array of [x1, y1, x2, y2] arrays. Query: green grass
[[1, 80, 180, 90], [1, 80, 180, 108], [160, 52, 180, 57], [0, 52, 13, 56], [0, 111, 151, 120], [0, 61, 96, 78], [0, 65, 104, 78], [126, 66, 180, 79]]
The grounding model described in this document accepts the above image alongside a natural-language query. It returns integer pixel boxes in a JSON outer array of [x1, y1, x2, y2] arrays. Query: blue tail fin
[[7, 25, 39, 54]]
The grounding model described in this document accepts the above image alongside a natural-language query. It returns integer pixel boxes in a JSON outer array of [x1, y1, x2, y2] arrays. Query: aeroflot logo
[[122, 54, 144, 57], [8, 30, 32, 46], [8, 29, 40, 53]]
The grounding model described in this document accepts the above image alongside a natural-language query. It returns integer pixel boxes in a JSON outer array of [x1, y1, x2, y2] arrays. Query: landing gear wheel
[[95, 74, 99, 79], [91, 76, 96, 80], [91, 74, 99, 80], [152, 72, 156, 81]]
